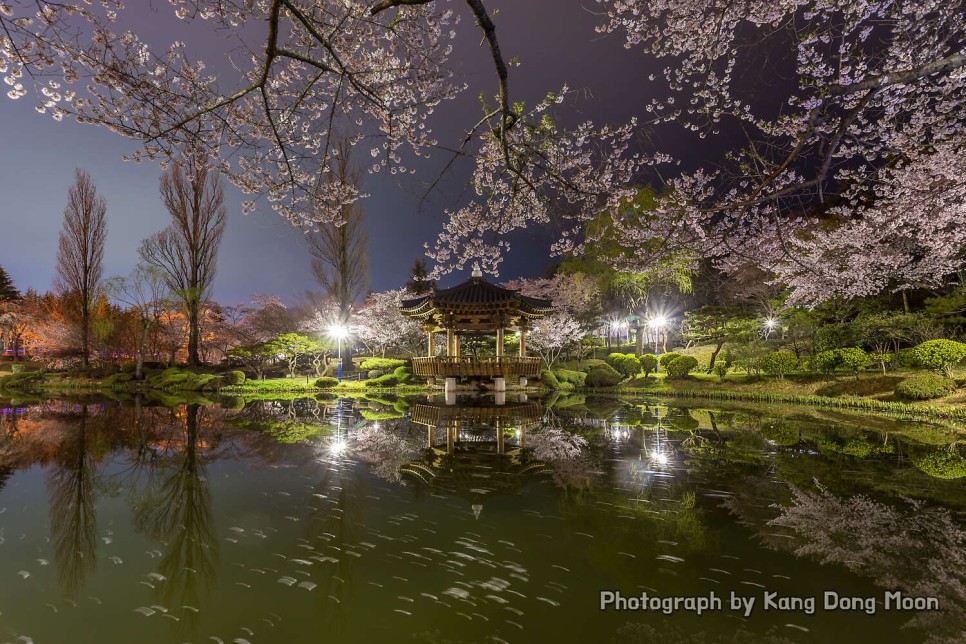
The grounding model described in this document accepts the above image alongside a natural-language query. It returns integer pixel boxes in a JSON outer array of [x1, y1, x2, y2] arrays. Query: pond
[[0, 392, 964, 644]]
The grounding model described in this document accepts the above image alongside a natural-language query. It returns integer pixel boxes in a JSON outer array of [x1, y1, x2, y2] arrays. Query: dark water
[[0, 393, 964, 644]]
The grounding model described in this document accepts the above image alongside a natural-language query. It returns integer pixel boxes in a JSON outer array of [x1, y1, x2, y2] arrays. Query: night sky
[[0, 1, 667, 305]]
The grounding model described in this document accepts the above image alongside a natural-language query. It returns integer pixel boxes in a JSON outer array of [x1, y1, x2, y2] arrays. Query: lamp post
[[329, 325, 348, 382], [649, 315, 667, 372]]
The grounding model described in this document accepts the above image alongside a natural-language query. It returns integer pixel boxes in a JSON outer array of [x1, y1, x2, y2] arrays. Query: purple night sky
[[0, 1, 668, 304]]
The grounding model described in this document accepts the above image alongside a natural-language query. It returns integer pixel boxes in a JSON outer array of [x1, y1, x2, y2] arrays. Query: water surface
[[0, 393, 964, 643]]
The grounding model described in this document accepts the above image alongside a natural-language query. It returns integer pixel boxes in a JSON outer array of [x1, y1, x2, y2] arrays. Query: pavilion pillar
[[427, 330, 436, 356], [454, 334, 460, 358], [446, 328, 455, 357], [496, 328, 504, 358], [518, 328, 527, 357]]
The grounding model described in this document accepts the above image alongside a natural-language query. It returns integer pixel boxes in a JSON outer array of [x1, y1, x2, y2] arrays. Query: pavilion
[[399, 265, 552, 392]]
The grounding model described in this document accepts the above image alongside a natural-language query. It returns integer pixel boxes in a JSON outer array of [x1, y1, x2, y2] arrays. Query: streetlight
[[764, 318, 778, 340], [648, 315, 667, 366], [329, 324, 348, 382]]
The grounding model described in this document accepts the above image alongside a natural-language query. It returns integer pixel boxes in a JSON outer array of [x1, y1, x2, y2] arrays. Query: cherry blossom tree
[[504, 273, 598, 365], [2, 0, 962, 300], [354, 288, 422, 357], [593, 0, 965, 302]]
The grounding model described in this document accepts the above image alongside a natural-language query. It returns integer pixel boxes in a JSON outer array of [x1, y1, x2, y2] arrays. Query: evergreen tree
[[406, 259, 436, 295], [0, 264, 20, 302]]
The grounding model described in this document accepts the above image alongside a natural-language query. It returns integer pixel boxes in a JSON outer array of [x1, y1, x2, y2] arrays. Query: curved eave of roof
[[399, 277, 552, 317]]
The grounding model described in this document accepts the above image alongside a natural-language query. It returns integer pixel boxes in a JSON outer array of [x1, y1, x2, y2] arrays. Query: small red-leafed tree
[[54, 169, 108, 368]]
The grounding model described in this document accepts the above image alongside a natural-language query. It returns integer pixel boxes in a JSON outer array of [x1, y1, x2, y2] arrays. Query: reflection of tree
[[47, 406, 98, 599], [303, 453, 367, 639], [350, 419, 423, 482], [133, 404, 218, 635], [768, 484, 966, 643]]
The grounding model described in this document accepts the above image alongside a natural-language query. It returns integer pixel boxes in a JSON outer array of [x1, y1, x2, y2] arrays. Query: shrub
[[359, 358, 407, 371], [666, 355, 699, 378], [913, 339, 966, 376], [813, 350, 840, 376], [639, 353, 658, 377], [578, 359, 607, 373], [367, 369, 386, 379], [222, 370, 246, 386], [897, 347, 920, 368], [540, 369, 561, 388], [894, 373, 957, 400], [838, 348, 870, 376], [605, 352, 626, 370], [585, 363, 622, 387], [553, 368, 587, 386], [365, 374, 399, 387], [658, 352, 681, 369], [121, 362, 137, 373], [761, 351, 798, 378], [813, 347, 870, 378], [622, 355, 643, 378], [314, 377, 339, 388], [206, 376, 225, 390], [393, 366, 413, 384], [712, 362, 730, 380]]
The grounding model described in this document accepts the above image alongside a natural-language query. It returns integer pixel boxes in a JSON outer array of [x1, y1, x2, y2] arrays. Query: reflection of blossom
[[350, 423, 423, 482], [527, 427, 597, 489], [769, 484, 966, 643], [527, 427, 587, 461]]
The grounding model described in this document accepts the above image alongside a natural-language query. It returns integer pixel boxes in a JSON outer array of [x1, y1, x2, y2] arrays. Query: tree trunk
[[902, 290, 910, 314], [81, 303, 90, 368], [707, 341, 725, 373], [137, 323, 148, 380], [11, 334, 18, 364], [634, 324, 643, 357], [187, 301, 201, 366]]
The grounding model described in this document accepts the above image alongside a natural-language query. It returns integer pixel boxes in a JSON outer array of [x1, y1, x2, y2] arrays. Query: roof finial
[[471, 262, 483, 278]]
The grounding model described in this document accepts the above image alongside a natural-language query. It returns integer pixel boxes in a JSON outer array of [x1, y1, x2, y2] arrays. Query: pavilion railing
[[411, 356, 543, 378]]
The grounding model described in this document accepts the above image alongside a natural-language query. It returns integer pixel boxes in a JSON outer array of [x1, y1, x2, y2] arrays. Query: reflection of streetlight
[[329, 439, 348, 456], [328, 325, 348, 382]]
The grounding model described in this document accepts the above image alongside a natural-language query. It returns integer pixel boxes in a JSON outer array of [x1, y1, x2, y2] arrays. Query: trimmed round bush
[[222, 370, 246, 386], [553, 368, 587, 387], [894, 373, 957, 400], [359, 357, 407, 371], [540, 369, 561, 388], [393, 366, 413, 384], [837, 347, 870, 375], [315, 377, 339, 388], [813, 349, 840, 375], [365, 374, 399, 387], [912, 339, 966, 376], [585, 363, 622, 388], [761, 351, 798, 378], [639, 353, 658, 376], [621, 355, 643, 378], [897, 347, 920, 368], [666, 355, 699, 378], [659, 352, 681, 369], [367, 369, 386, 379]]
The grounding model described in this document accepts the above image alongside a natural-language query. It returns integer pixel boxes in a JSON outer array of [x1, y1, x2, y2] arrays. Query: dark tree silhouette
[[140, 147, 227, 366], [54, 169, 107, 368]]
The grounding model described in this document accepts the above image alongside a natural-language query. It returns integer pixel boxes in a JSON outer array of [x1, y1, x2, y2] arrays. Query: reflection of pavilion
[[400, 266, 552, 392], [401, 402, 551, 518]]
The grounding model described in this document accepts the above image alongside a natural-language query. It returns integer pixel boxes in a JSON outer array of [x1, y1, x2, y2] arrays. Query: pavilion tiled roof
[[400, 276, 552, 314]]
